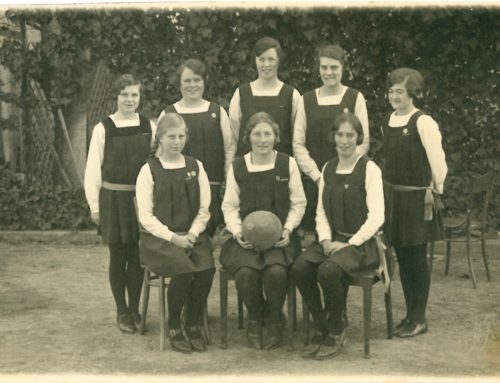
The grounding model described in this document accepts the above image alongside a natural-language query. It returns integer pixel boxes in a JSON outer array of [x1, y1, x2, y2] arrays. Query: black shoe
[[130, 312, 141, 331], [393, 317, 411, 336], [397, 322, 428, 338], [264, 322, 283, 350], [246, 320, 263, 349], [188, 326, 207, 352], [302, 331, 325, 359], [315, 331, 346, 360], [117, 313, 135, 334], [169, 328, 192, 353]]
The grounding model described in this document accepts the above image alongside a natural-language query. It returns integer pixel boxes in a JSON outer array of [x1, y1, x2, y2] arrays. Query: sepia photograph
[[0, 1, 498, 382]]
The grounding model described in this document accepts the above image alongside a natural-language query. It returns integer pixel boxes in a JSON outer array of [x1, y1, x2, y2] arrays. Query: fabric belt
[[102, 181, 136, 191], [384, 180, 434, 221], [209, 181, 222, 186]]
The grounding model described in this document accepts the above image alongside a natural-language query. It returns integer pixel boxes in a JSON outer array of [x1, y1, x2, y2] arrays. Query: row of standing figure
[[84, 36, 447, 358]]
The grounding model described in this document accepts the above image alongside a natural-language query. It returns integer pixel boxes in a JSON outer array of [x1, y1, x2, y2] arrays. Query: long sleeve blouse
[[84, 114, 157, 214], [293, 86, 369, 182], [135, 156, 211, 242], [222, 151, 306, 236], [316, 157, 384, 246], [386, 108, 447, 194]]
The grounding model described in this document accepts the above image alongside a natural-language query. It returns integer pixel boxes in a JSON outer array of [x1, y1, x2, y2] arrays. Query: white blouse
[[228, 80, 301, 143], [222, 151, 306, 236], [293, 86, 370, 182], [386, 108, 447, 194], [84, 113, 157, 214], [158, 100, 236, 176], [316, 156, 384, 247], [135, 156, 211, 242]]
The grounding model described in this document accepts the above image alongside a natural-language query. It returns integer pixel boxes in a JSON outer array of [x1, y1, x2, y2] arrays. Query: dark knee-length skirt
[[140, 232, 214, 277]]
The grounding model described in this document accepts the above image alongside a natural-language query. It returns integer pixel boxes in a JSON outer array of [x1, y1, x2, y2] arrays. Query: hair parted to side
[[175, 58, 208, 86], [388, 67, 425, 99], [150, 113, 188, 156], [254, 37, 283, 62], [316, 44, 346, 68], [328, 112, 364, 146], [242, 111, 280, 147], [110, 73, 141, 99]]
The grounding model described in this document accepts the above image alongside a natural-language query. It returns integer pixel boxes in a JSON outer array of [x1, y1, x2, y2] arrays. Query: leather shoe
[[393, 317, 411, 336], [315, 331, 346, 360], [130, 312, 141, 331], [169, 328, 192, 353], [264, 322, 283, 350], [188, 326, 207, 352], [246, 320, 263, 349], [117, 313, 135, 334], [302, 331, 325, 359], [397, 322, 428, 338]]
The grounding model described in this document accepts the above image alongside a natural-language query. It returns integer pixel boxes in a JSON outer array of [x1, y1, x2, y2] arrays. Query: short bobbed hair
[[328, 112, 364, 146], [176, 58, 208, 86], [254, 37, 283, 63], [111, 73, 141, 99], [242, 112, 280, 147], [316, 44, 346, 68], [388, 67, 425, 99]]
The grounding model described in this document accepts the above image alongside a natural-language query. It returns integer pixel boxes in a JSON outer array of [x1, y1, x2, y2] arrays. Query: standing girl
[[229, 36, 301, 157], [382, 68, 447, 338], [220, 112, 306, 350], [85, 74, 155, 334], [292, 113, 384, 359], [136, 113, 215, 353], [160, 58, 235, 236], [293, 45, 370, 231]]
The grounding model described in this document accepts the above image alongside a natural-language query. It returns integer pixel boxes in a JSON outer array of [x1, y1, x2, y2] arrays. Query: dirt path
[[0, 233, 499, 378]]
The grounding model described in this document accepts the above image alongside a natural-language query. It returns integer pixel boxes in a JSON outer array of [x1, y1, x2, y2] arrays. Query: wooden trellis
[[87, 61, 115, 141]]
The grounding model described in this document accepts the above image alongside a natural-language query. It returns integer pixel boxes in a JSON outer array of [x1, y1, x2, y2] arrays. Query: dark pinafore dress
[[300, 87, 359, 231], [139, 156, 214, 277], [236, 83, 295, 156], [382, 111, 444, 248], [220, 152, 302, 274], [99, 115, 151, 245], [164, 103, 224, 236], [301, 156, 379, 275]]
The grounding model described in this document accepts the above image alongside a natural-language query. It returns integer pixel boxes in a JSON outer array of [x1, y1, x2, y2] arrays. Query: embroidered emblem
[[343, 108, 349, 114], [403, 128, 409, 135], [211, 113, 216, 119], [344, 184, 349, 189], [186, 170, 197, 180]]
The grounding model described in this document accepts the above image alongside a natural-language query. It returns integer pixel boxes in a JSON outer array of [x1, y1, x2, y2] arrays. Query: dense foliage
[[0, 6, 498, 229]]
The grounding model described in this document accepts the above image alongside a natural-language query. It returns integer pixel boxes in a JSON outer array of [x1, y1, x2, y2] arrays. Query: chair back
[[468, 170, 496, 234]]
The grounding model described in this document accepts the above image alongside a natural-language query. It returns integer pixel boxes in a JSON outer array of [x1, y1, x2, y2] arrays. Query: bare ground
[[0, 231, 499, 378]]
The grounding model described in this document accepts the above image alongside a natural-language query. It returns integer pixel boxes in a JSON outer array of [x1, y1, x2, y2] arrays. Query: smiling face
[[388, 81, 414, 114], [116, 84, 140, 114], [180, 67, 205, 102], [159, 125, 187, 156], [255, 48, 279, 80], [335, 121, 358, 159], [319, 57, 343, 88], [249, 122, 276, 155]]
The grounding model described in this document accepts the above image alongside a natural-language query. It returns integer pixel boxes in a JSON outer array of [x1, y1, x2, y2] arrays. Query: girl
[[84, 74, 156, 334], [229, 36, 301, 157], [292, 113, 384, 360], [159, 58, 236, 236], [220, 112, 306, 350], [136, 113, 215, 353], [382, 68, 447, 338], [293, 45, 370, 231]]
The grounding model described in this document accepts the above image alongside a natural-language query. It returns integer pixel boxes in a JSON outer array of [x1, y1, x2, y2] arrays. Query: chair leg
[[466, 238, 477, 289], [220, 271, 228, 349], [287, 282, 295, 351], [362, 284, 372, 358], [139, 268, 150, 335], [203, 303, 212, 345], [237, 291, 244, 330], [302, 300, 310, 347], [384, 285, 393, 339], [428, 242, 435, 274], [481, 237, 492, 282], [159, 276, 166, 351], [444, 241, 451, 275]]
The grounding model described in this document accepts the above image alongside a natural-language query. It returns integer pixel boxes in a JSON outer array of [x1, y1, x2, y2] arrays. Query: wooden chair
[[219, 267, 298, 350], [429, 170, 495, 288], [302, 239, 394, 358]]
